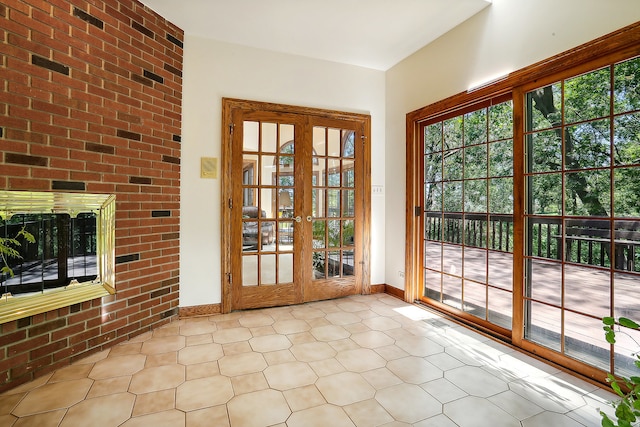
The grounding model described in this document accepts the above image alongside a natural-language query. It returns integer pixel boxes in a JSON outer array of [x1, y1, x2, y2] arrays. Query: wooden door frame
[[221, 98, 371, 313]]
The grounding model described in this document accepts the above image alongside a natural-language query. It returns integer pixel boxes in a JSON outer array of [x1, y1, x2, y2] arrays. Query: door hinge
[[227, 273, 232, 284], [229, 198, 233, 209], [229, 123, 234, 135], [415, 206, 422, 217]]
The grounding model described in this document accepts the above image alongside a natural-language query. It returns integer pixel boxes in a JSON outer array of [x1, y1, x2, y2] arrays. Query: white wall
[[384, 0, 640, 290], [180, 38, 386, 307]]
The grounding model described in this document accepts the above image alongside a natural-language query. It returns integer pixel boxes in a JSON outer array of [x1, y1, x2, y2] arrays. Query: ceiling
[[139, 0, 491, 71]]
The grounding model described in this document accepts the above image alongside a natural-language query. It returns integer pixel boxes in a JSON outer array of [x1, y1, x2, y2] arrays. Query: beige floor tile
[[3, 294, 615, 427], [308, 358, 346, 377], [283, 385, 326, 411], [337, 301, 370, 313], [185, 405, 229, 427], [413, 414, 459, 427], [344, 398, 394, 427], [374, 344, 410, 361], [59, 392, 135, 427], [12, 408, 65, 427], [325, 311, 362, 325], [375, 383, 441, 424], [238, 314, 274, 328], [0, 392, 24, 415], [73, 350, 109, 365], [146, 351, 178, 368], [272, 319, 311, 335], [445, 365, 508, 397], [129, 365, 185, 394], [336, 348, 387, 372], [212, 327, 252, 344], [329, 338, 360, 352], [178, 343, 224, 365], [291, 307, 326, 320], [218, 352, 267, 377], [121, 409, 185, 427], [12, 379, 93, 417], [180, 320, 217, 336], [351, 331, 395, 349], [248, 325, 276, 336], [140, 335, 186, 355], [387, 356, 442, 384], [362, 317, 402, 331], [248, 334, 291, 352], [263, 361, 318, 390], [522, 411, 587, 427], [287, 404, 356, 427], [290, 341, 337, 362], [487, 390, 544, 420], [425, 352, 466, 371], [87, 377, 131, 398], [212, 320, 242, 330], [287, 331, 316, 344], [263, 349, 296, 366], [230, 372, 269, 395], [306, 317, 331, 328], [222, 341, 252, 355], [316, 372, 375, 406], [227, 389, 290, 427], [109, 342, 142, 356], [89, 354, 146, 380], [132, 389, 175, 416], [444, 396, 520, 427], [395, 336, 444, 357], [153, 325, 180, 338], [343, 322, 371, 334], [185, 334, 213, 346], [176, 376, 233, 411], [185, 361, 219, 380], [420, 378, 467, 404], [0, 414, 16, 426], [360, 368, 403, 390]]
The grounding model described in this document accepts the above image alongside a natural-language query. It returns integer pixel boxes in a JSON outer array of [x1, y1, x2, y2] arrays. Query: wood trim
[[511, 85, 526, 346], [361, 116, 372, 295], [370, 284, 386, 294], [179, 303, 222, 318], [384, 285, 405, 301]]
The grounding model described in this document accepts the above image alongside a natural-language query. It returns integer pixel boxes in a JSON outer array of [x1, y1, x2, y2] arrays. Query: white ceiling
[[139, 0, 491, 71]]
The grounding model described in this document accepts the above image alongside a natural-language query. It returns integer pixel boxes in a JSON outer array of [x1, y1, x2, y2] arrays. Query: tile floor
[[0, 294, 621, 427]]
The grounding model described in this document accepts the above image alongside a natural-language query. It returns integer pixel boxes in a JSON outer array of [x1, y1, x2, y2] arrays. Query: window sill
[[0, 283, 114, 324]]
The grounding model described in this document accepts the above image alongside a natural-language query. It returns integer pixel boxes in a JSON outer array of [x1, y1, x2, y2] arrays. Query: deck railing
[[424, 213, 640, 272]]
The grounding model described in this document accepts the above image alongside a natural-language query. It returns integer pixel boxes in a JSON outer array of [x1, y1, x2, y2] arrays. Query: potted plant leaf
[[601, 316, 640, 427]]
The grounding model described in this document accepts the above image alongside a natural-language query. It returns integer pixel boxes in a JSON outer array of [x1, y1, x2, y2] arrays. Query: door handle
[[294, 216, 302, 223]]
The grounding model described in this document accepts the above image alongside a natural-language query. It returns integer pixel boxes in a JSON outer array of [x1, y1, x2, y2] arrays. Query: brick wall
[[0, 0, 182, 392]]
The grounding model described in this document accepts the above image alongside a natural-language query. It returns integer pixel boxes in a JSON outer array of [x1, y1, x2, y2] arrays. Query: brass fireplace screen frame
[[0, 190, 116, 324]]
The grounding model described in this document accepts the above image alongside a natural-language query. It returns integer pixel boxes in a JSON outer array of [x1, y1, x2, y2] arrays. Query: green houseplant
[[601, 316, 640, 427]]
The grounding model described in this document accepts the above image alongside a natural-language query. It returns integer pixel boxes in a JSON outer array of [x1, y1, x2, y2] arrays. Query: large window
[[407, 23, 640, 383], [523, 56, 640, 378]]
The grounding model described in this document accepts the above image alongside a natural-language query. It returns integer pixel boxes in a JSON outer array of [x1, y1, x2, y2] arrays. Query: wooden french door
[[221, 99, 371, 312]]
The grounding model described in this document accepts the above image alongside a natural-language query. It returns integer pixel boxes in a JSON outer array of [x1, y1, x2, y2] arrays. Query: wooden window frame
[[406, 21, 640, 383]]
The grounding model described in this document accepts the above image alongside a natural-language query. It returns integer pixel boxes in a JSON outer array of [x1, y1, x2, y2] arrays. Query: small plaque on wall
[[201, 157, 218, 179]]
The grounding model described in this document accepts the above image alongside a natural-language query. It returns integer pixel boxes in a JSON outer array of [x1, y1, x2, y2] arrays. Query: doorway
[[221, 99, 371, 312]]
